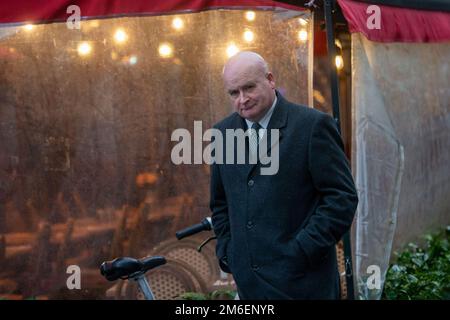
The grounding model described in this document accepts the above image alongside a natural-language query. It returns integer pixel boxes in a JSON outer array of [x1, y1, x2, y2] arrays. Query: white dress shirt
[[245, 95, 277, 141]]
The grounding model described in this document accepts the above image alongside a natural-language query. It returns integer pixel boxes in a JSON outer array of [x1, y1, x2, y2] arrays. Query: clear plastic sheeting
[[352, 33, 450, 299], [0, 9, 311, 299]]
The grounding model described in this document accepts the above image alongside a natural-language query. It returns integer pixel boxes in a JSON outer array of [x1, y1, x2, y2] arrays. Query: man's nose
[[238, 90, 249, 104]]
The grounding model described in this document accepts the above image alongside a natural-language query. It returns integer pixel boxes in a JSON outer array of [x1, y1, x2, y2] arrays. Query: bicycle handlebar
[[175, 217, 212, 240]]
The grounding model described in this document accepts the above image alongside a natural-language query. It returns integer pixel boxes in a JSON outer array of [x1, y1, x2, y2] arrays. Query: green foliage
[[382, 226, 450, 300], [209, 289, 237, 300], [178, 292, 208, 300], [179, 289, 237, 300]]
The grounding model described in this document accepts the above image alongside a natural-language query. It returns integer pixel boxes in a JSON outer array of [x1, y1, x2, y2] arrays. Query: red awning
[[0, 0, 305, 26], [338, 0, 450, 42]]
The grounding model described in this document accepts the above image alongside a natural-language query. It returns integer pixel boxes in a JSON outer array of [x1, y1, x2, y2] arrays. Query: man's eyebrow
[[229, 81, 256, 92]]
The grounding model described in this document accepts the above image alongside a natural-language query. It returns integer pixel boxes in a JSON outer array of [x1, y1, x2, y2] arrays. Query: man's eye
[[229, 91, 239, 97]]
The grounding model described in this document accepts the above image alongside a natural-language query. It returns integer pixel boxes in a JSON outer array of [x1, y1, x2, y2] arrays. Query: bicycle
[[100, 217, 214, 300]]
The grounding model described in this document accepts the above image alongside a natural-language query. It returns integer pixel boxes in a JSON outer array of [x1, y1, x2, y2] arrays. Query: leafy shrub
[[179, 289, 237, 300], [382, 226, 450, 300]]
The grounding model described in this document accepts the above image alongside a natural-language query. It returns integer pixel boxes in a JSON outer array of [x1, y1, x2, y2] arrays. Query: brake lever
[[197, 236, 217, 252]]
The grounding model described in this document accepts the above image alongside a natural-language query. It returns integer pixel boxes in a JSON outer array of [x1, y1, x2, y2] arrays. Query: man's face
[[223, 66, 275, 122]]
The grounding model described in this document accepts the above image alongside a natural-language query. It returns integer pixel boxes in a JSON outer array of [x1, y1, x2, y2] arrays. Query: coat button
[[246, 221, 254, 229], [252, 264, 259, 271], [248, 180, 254, 187]]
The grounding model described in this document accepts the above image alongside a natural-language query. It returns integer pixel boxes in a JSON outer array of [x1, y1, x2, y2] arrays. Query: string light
[[226, 43, 239, 58], [129, 55, 138, 65], [298, 29, 308, 42], [298, 18, 308, 26], [335, 55, 344, 70], [172, 17, 184, 30], [159, 43, 173, 58], [243, 30, 254, 42], [245, 11, 255, 21], [24, 24, 34, 31], [77, 42, 92, 57], [114, 29, 128, 44]]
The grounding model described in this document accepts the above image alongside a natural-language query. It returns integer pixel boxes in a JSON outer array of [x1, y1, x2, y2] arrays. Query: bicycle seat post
[[132, 274, 155, 300]]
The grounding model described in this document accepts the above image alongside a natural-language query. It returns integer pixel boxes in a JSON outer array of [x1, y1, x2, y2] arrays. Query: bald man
[[210, 51, 358, 299]]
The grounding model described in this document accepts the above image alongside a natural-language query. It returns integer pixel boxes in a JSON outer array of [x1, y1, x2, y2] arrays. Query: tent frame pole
[[324, 0, 355, 300]]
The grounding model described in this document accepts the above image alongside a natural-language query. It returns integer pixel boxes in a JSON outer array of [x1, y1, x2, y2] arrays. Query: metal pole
[[323, 0, 355, 300], [135, 275, 155, 300]]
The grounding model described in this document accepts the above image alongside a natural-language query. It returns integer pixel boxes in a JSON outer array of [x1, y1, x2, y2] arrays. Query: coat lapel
[[245, 92, 288, 178], [230, 113, 253, 179]]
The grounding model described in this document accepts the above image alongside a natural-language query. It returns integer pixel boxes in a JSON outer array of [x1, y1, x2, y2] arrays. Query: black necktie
[[249, 122, 262, 155]]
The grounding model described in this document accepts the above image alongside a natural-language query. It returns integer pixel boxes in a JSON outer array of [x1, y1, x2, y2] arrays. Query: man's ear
[[266, 72, 275, 89]]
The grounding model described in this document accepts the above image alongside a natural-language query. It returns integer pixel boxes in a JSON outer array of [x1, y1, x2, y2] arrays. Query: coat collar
[[267, 90, 288, 131]]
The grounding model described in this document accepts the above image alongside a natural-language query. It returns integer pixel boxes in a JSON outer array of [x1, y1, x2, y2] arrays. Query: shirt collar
[[245, 94, 278, 130]]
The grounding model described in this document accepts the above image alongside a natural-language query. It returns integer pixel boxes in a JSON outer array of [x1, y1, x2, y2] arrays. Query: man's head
[[223, 51, 276, 122]]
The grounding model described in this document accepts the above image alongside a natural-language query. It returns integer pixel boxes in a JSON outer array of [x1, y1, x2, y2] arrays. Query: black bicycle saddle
[[100, 256, 166, 281]]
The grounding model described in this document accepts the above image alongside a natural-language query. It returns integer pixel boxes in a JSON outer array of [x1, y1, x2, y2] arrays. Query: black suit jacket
[[210, 92, 358, 299]]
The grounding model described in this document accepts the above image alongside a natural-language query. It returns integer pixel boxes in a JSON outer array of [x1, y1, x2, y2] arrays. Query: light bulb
[[114, 29, 128, 43], [226, 44, 239, 58], [243, 30, 254, 42], [77, 42, 92, 56], [245, 11, 255, 21], [129, 55, 138, 65], [335, 55, 344, 70], [298, 29, 308, 42], [159, 43, 173, 58], [24, 24, 34, 31], [299, 18, 308, 26], [172, 17, 184, 30]]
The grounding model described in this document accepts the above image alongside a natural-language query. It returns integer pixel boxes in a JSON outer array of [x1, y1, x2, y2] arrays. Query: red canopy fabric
[[338, 0, 450, 42], [0, 0, 304, 25]]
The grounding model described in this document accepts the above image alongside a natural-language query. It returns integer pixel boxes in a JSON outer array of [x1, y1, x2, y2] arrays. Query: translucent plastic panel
[[352, 34, 450, 299], [0, 9, 311, 299]]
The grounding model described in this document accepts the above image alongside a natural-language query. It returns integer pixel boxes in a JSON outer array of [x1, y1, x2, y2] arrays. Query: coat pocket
[[286, 238, 308, 276]]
